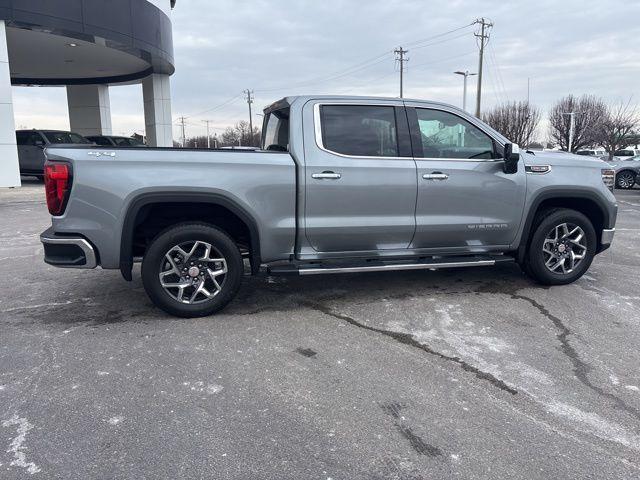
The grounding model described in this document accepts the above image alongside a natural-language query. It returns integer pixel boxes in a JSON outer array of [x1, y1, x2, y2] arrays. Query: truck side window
[[320, 105, 398, 157], [415, 108, 496, 159], [262, 108, 290, 151]]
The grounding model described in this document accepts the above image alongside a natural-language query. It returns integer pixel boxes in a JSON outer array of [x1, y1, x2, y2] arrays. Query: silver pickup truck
[[40, 95, 618, 317]]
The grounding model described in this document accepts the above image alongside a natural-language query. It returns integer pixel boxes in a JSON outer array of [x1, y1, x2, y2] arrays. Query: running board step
[[268, 255, 514, 276]]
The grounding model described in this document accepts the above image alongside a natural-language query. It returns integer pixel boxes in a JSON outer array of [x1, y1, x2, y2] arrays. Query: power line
[[487, 43, 508, 102], [254, 22, 475, 95], [336, 50, 476, 96], [406, 50, 476, 70], [254, 53, 394, 94], [183, 93, 244, 120], [409, 31, 474, 51], [394, 47, 409, 98], [403, 22, 475, 48]]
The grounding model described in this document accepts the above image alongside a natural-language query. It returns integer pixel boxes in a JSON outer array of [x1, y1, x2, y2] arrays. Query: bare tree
[[483, 101, 541, 147], [220, 121, 260, 147], [184, 135, 209, 148], [548, 95, 607, 152], [595, 99, 639, 159]]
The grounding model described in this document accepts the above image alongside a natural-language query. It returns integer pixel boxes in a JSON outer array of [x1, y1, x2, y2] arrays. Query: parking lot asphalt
[[1, 179, 640, 480]]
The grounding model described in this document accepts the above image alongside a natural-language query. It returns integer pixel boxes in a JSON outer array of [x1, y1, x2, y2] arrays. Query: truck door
[[302, 101, 416, 253], [405, 104, 526, 250]]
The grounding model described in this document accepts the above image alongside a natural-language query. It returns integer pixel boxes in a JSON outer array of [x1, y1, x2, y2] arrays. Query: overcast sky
[[11, 0, 640, 141]]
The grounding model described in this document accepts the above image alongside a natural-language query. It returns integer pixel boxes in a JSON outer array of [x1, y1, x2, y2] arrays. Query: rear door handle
[[312, 171, 341, 180], [422, 172, 449, 181]]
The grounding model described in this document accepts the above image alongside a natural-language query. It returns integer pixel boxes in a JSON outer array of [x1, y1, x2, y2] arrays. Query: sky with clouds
[[11, 0, 640, 141]]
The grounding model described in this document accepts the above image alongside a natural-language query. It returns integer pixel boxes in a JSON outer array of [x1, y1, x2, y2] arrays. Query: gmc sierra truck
[[40, 95, 617, 317]]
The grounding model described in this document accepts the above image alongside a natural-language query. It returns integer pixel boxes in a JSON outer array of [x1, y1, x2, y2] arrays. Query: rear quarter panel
[[45, 147, 296, 268]]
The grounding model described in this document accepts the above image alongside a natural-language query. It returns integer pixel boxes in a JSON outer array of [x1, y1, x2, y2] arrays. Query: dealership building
[[0, 0, 177, 187]]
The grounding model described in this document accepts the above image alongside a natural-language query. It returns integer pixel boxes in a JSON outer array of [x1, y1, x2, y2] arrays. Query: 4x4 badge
[[87, 151, 116, 157]]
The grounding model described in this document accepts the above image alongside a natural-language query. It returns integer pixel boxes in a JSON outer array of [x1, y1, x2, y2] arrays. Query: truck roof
[[264, 95, 459, 113], [263, 95, 510, 145]]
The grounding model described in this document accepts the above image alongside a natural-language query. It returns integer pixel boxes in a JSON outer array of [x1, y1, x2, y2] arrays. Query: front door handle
[[422, 172, 449, 181], [312, 171, 341, 180]]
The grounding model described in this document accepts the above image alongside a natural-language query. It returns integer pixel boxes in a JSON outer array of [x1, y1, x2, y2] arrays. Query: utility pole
[[526, 77, 530, 104], [473, 17, 493, 118], [178, 116, 187, 147], [454, 70, 477, 112], [394, 47, 409, 98], [244, 89, 254, 145], [202, 120, 211, 148]]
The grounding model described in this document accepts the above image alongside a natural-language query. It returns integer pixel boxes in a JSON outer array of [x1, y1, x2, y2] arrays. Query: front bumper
[[40, 227, 97, 269]]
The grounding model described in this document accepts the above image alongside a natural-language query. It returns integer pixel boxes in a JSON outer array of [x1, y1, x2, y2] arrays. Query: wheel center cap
[[558, 244, 566, 253], [188, 266, 200, 277]]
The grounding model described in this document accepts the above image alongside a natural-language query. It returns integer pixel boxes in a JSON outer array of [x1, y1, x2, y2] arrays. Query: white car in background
[[614, 148, 640, 160], [576, 148, 607, 158]]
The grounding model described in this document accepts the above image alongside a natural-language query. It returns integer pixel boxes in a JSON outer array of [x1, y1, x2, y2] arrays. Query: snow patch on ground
[[2, 415, 41, 474], [107, 416, 124, 425], [547, 401, 640, 451], [183, 381, 223, 395]]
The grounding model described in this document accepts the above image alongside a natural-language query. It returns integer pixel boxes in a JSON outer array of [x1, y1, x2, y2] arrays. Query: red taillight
[[44, 161, 72, 216]]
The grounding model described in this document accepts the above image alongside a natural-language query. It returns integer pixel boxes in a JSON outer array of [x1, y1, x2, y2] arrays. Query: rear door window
[[262, 108, 289, 151], [319, 105, 398, 157]]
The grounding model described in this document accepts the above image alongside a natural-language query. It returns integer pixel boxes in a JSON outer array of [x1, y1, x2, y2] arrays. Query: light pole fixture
[[454, 70, 477, 112]]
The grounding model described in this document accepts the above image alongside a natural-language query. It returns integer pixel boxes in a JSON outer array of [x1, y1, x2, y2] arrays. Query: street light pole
[[562, 112, 579, 152], [454, 70, 477, 112]]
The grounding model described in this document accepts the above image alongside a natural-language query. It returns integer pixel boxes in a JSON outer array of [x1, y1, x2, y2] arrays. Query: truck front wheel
[[141, 223, 244, 317], [525, 208, 597, 285]]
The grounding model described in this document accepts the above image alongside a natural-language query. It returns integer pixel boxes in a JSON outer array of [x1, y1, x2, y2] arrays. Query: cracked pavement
[[1, 180, 640, 479]]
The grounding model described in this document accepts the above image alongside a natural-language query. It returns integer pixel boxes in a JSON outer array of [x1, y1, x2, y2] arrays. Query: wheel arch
[[516, 189, 612, 264], [120, 192, 261, 280]]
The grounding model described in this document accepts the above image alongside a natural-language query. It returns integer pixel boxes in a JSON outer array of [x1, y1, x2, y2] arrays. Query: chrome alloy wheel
[[617, 171, 635, 189], [159, 241, 228, 304], [542, 223, 587, 274]]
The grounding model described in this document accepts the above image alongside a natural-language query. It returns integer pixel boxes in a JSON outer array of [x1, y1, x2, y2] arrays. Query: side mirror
[[503, 143, 520, 174]]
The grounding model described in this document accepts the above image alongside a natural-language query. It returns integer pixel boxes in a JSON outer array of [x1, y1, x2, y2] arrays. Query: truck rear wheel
[[141, 223, 244, 317], [525, 208, 596, 285]]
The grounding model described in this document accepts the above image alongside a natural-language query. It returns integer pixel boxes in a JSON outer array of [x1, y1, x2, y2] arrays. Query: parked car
[[85, 135, 146, 147], [606, 155, 640, 189], [40, 95, 617, 317], [613, 148, 640, 159], [576, 149, 607, 158], [16, 129, 92, 178]]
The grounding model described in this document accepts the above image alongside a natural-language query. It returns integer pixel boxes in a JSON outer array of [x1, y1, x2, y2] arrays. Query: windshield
[[43, 131, 91, 144]]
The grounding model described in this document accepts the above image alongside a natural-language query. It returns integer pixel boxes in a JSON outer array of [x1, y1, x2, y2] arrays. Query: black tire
[[525, 208, 596, 285], [141, 223, 243, 317], [616, 170, 636, 189]]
